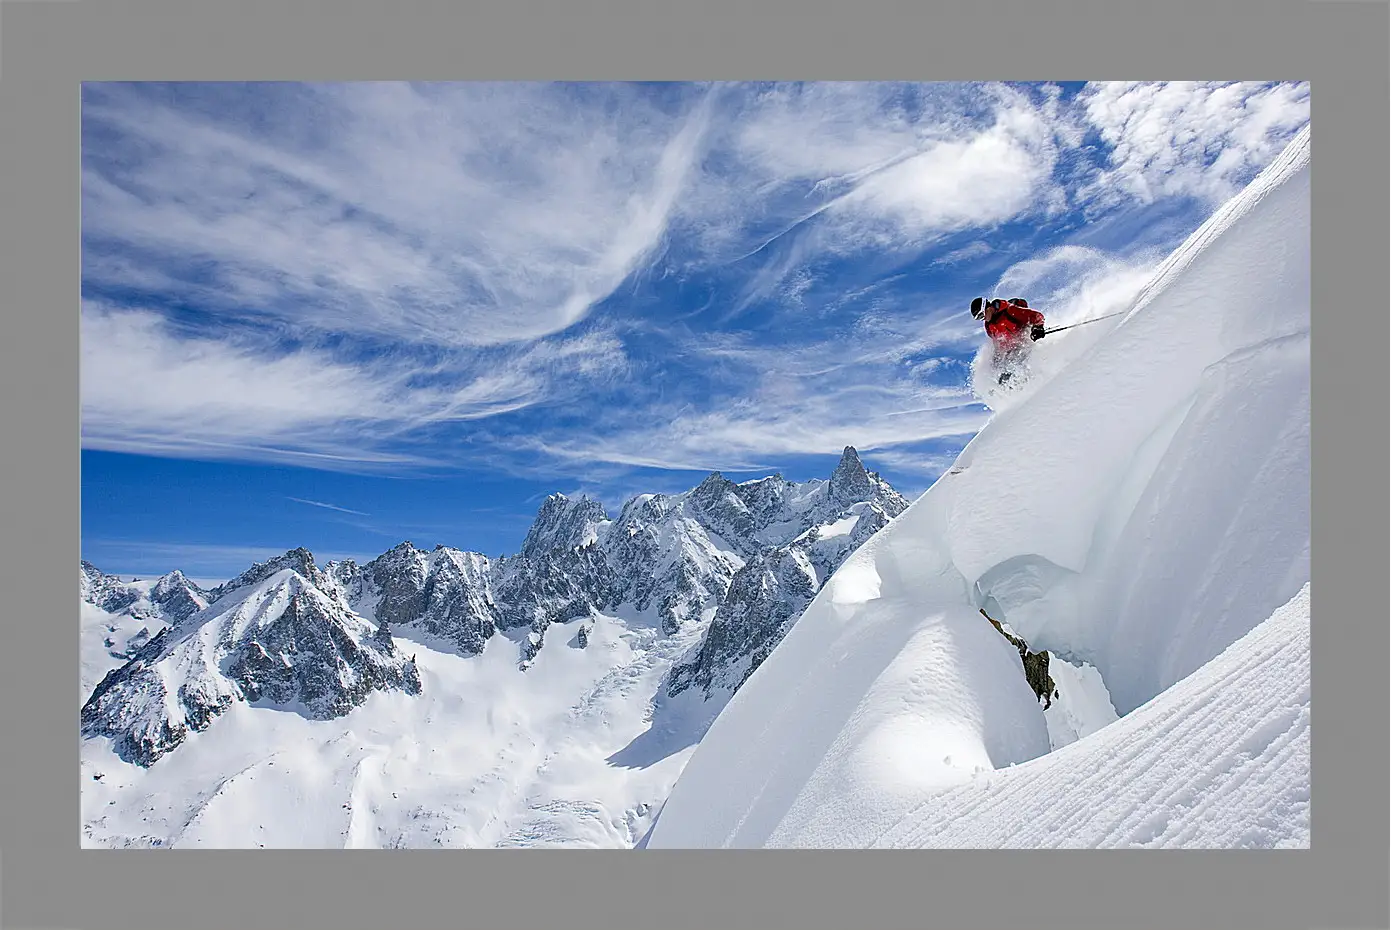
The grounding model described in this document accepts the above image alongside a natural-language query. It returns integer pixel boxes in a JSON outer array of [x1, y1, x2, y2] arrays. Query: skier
[[970, 296, 1046, 384]]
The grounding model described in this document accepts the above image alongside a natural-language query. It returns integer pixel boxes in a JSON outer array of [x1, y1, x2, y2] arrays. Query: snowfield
[[82, 611, 705, 848], [645, 126, 1310, 849]]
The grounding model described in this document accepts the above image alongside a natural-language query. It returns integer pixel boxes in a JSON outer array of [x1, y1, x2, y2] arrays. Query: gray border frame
[[2, 1, 1386, 928]]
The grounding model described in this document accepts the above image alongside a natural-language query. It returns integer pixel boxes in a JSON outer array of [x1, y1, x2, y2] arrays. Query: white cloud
[[835, 124, 1047, 242], [829, 87, 1067, 245], [1075, 81, 1310, 209], [78, 82, 1307, 482], [527, 390, 988, 472], [80, 304, 409, 458], [517, 319, 989, 473], [79, 301, 625, 466], [82, 83, 711, 349], [857, 447, 962, 479], [936, 241, 995, 266], [685, 83, 1071, 310], [731, 83, 951, 180]]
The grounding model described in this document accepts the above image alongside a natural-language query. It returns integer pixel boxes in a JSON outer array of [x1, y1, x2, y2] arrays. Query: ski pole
[[1042, 308, 1129, 336]]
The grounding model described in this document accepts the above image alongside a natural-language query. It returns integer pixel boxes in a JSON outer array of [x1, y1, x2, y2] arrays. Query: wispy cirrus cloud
[[675, 83, 1076, 294], [82, 82, 712, 349], [676, 83, 1089, 322], [513, 313, 989, 473], [936, 241, 995, 267], [80, 302, 421, 465], [521, 392, 988, 473], [80, 80, 1309, 484], [825, 88, 1072, 247], [79, 299, 628, 467]]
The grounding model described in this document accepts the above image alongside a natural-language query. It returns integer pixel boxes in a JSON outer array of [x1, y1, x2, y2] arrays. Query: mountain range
[[80, 447, 910, 795]]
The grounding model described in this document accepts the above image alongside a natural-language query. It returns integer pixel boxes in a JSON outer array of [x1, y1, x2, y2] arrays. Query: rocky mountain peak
[[521, 494, 610, 561], [151, 569, 192, 595], [694, 471, 732, 494], [689, 472, 751, 521], [828, 446, 874, 504], [380, 541, 420, 561], [148, 570, 209, 625], [212, 547, 327, 602], [81, 575, 422, 767], [80, 560, 109, 601]]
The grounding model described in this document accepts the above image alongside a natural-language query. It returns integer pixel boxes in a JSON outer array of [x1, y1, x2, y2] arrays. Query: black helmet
[[970, 297, 985, 320]]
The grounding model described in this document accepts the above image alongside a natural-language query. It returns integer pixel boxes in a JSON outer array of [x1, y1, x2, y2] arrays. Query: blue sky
[[80, 81, 1310, 583]]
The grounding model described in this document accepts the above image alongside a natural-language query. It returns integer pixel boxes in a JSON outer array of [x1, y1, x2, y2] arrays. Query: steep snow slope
[[869, 584, 1309, 849], [646, 126, 1310, 849]]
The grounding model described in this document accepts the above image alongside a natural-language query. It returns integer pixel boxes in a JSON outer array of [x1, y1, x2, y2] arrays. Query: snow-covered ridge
[[80, 562, 210, 698], [646, 126, 1310, 849], [81, 567, 422, 767], [81, 561, 209, 623]]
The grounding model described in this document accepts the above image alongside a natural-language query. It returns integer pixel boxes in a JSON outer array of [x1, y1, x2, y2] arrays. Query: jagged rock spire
[[520, 493, 610, 561], [829, 445, 874, 505]]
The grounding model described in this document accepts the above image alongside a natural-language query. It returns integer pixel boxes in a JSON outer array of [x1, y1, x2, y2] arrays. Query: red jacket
[[984, 300, 1045, 350]]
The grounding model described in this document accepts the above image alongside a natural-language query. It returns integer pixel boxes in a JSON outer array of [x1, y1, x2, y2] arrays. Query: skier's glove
[[1031, 325, 1045, 341]]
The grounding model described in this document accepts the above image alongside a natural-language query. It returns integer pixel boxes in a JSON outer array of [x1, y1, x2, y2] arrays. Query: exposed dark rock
[[668, 495, 904, 702], [668, 546, 818, 698], [81, 562, 209, 626], [364, 543, 430, 629], [209, 547, 329, 603], [520, 494, 609, 561], [980, 608, 1057, 708], [226, 590, 422, 717], [148, 571, 209, 624], [80, 559, 423, 767]]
